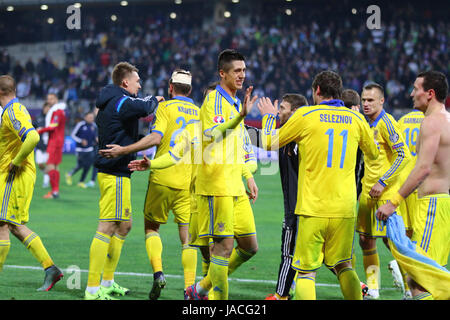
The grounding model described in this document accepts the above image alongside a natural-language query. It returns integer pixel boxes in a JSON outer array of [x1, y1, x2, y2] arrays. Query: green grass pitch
[[1, 154, 443, 300]]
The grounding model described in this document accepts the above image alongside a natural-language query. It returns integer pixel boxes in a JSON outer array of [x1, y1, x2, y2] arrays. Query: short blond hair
[[0, 75, 16, 96], [112, 62, 138, 86]]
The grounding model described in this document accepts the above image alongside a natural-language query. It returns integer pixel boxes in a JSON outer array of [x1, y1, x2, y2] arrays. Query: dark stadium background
[[1, 0, 449, 303], [0, 0, 449, 148]]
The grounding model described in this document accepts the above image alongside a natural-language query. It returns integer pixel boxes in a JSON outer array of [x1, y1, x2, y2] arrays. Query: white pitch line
[[4, 264, 344, 288], [4, 264, 399, 290]]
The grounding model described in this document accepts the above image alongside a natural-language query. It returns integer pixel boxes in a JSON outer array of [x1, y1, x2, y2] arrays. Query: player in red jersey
[[37, 93, 66, 199]]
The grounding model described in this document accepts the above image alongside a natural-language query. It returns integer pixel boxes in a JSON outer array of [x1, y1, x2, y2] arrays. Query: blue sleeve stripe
[[214, 92, 219, 115], [20, 128, 35, 142], [381, 149, 404, 180], [382, 114, 396, 137], [116, 96, 129, 113], [151, 129, 164, 138], [203, 125, 218, 137], [169, 150, 181, 161], [19, 127, 26, 137]]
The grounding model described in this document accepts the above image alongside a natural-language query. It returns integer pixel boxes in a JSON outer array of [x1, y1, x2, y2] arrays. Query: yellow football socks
[[295, 275, 316, 300], [145, 232, 163, 273], [209, 255, 229, 300], [228, 246, 254, 275], [201, 257, 210, 277], [337, 267, 363, 300], [22, 232, 54, 270], [103, 233, 126, 281], [0, 239, 11, 272], [362, 248, 380, 290], [87, 232, 111, 287], [182, 244, 197, 289]]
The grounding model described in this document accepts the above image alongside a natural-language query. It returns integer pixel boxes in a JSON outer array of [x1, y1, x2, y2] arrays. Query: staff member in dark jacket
[[84, 61, 163, 300], [66, 111, 98, 188], [263, 93, 308, 300], [245, 94, 307, 300]]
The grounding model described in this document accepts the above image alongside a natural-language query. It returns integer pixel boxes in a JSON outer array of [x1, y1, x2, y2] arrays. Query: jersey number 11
[[325, 129, 348, 169]]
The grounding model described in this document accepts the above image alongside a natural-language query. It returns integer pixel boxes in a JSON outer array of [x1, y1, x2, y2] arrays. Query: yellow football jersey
[[262, 100, 379, 218], [0, 98, 36, 175], [195, 85, 245, 197], [150, 96, 200, 190], [398, 110, 424, 163], [361, 109, 412, 200], [398, 110, 424, 186]]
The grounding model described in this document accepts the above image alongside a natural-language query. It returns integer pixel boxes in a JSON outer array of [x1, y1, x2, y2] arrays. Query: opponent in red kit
[[37, 93, 66, 199]]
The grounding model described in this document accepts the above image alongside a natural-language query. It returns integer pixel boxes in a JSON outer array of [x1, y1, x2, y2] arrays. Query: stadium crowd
[[0, 0, 448, 114]]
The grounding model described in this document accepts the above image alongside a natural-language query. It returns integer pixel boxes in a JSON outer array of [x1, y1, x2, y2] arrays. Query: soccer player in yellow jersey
[[356, 83, 412, 299], [377, 71, 450, 300], [100, 69, 201, 299], [0, 75, 63, 291], [258, 70, 379, 300], [193, 49, 258, 300]]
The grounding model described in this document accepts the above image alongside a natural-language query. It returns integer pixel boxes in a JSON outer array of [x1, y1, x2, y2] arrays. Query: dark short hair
[[282, 93, 308, 110], [217, 49, 245, 73], [342, 89, 361, 109], [312, 71, 343, 99], [112, 62, 138, 86], [363, 83, 384, 97], [417, 70, 449, 103], [0, 75, 16, 96], [203, 81, 219, 100]]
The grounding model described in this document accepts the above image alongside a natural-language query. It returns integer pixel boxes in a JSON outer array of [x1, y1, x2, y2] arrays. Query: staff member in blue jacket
[[84, 61, 163, 300]]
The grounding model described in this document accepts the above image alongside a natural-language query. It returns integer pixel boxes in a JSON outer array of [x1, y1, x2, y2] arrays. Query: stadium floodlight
[[169, 12, 177, 19], [174, 0, 182, 4], [47, 17, 54, 24], [74, 2, 82, 8], [41, 4, 48, 10], [6, 5, 14, 11], [111, 14, 117, 21], [231, 0, 239, 3], [285, 0, 293, 2], [285, 9, 292, 15], [224, 10, 231, 18], [120, 1, 128, 6]]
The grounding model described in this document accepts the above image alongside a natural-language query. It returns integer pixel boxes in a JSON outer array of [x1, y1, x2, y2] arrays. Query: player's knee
[[358, 234, 375, 249]]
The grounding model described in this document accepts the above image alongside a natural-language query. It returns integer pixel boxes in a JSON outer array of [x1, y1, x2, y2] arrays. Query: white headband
[[171, 71, 192, 85]]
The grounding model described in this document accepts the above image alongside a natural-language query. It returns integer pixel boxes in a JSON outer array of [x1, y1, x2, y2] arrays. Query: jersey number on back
[[403, 128, 419, 156], [325, 129, 348, 169]]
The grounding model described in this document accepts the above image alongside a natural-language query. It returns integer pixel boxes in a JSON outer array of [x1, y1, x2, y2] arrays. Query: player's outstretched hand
[[376, 202, 396, 222], [246, 177, 259, 204], [241, 86, 258, 118], [156, 96, 165, 102], [128, 155, 151, 171], [257, 97, 278, 116], [99, 144, 125, 158]]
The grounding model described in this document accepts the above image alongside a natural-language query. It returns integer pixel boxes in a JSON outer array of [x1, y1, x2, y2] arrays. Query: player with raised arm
[[258, 70, 379, 300], [0, 75, 63, 291], [376, 71, 450, 300], [84, 62, 161, 300], [263, 93, 308, 301], [188, 49, 258, 300]]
